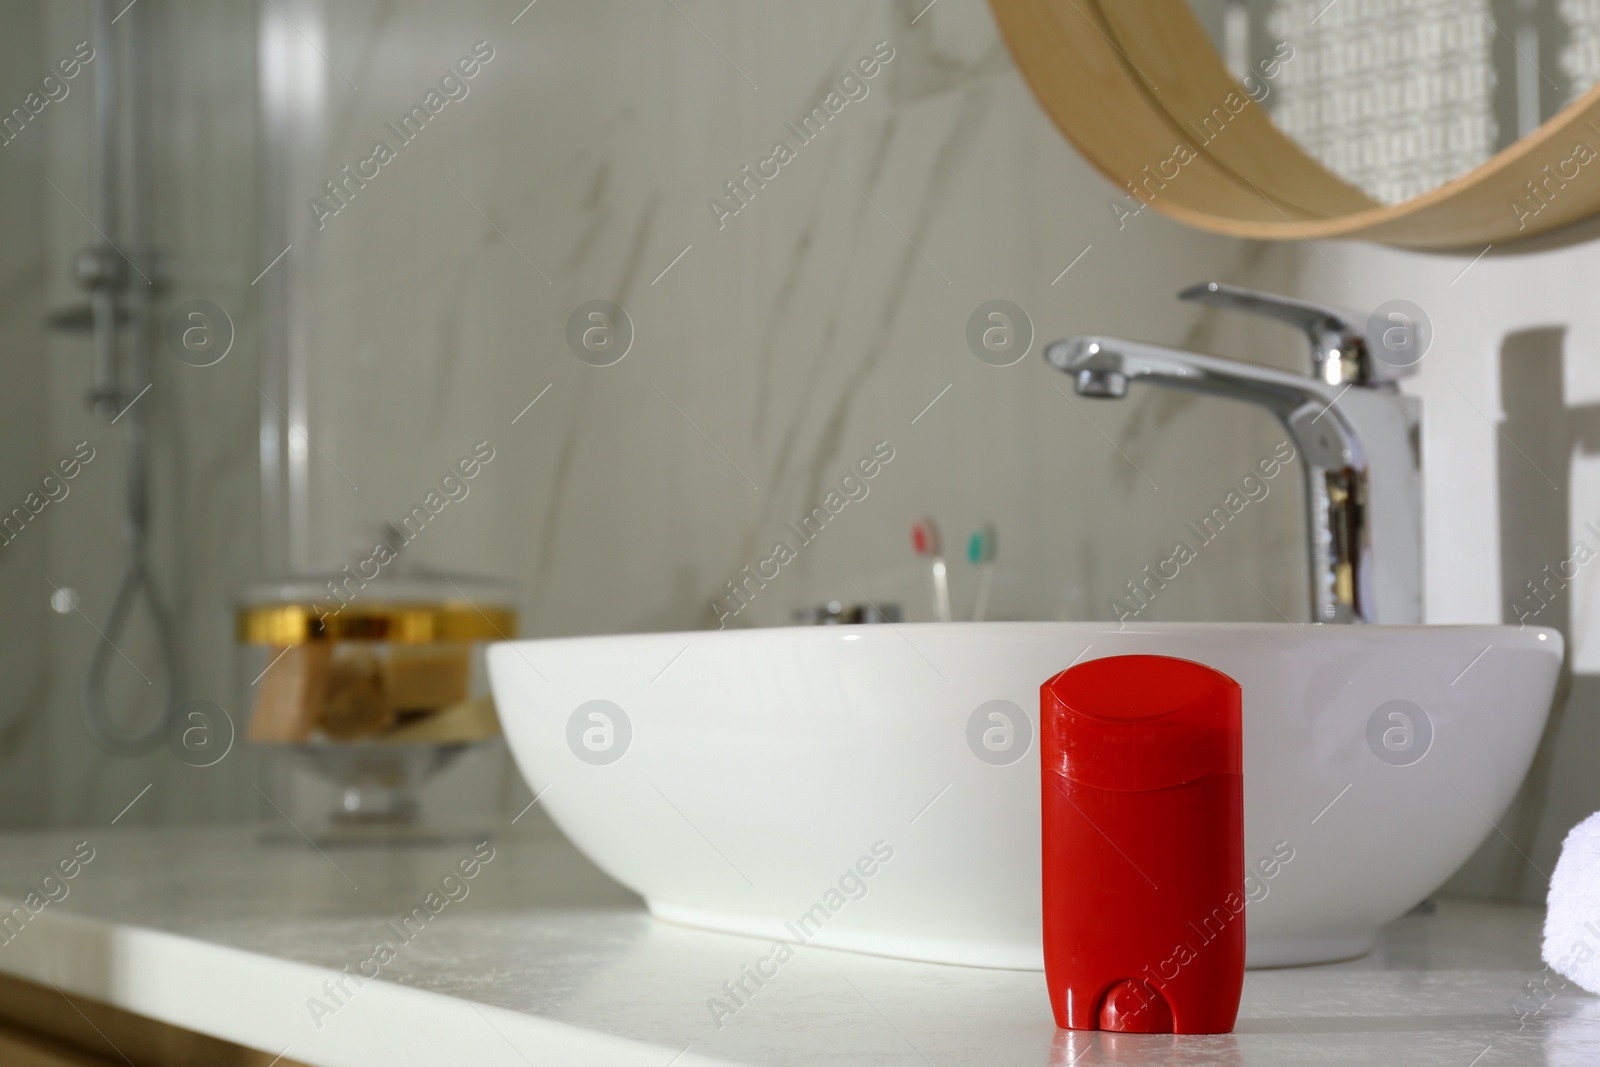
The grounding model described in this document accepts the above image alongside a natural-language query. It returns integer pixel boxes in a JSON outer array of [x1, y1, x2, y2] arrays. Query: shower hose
[[81, 396, 184, 756]]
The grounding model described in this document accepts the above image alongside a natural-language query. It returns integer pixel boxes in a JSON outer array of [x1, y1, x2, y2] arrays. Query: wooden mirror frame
[[989, 0, 1600, 249]]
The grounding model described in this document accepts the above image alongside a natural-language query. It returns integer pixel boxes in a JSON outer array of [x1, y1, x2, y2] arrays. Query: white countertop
[[0, 823, 1596, 1066]]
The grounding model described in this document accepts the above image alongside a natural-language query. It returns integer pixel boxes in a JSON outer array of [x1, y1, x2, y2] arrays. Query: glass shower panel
[[0, 0, 261, 830]]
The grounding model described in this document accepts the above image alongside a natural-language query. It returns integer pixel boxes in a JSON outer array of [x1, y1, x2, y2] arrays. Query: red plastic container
[[1040, 654, 1244, 1034]]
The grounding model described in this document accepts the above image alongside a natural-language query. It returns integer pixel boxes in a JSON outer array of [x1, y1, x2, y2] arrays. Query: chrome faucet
[[1044, 282, 1422, 625]]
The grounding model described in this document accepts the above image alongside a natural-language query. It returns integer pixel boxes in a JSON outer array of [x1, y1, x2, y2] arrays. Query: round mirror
[[1190, 0, 1594, 204], [990, 0, 1600, 247]]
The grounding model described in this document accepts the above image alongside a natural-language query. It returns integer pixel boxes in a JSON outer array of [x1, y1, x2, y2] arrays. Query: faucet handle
[[1178, 281, 1416, 386]]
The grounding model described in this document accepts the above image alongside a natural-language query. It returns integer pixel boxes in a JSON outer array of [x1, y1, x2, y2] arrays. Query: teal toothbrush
[[968, 523, 997, 621]]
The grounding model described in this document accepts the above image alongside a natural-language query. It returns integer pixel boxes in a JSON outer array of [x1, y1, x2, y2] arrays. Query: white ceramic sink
[[488, 622, 1561, 969]]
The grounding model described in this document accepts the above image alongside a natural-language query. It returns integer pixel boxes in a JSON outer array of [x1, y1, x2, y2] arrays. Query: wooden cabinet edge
[[0, 973, 313, 1067]]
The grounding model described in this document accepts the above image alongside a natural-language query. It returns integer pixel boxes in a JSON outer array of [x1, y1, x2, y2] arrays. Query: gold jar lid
[[237, 602, 517, 645]]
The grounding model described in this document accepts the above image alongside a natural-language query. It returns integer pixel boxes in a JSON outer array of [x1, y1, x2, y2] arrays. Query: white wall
[[1277, 223, 1600, 902]]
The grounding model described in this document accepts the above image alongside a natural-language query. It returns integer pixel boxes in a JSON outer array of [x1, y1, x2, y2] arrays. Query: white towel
[[1544, 809, 1600, 994]]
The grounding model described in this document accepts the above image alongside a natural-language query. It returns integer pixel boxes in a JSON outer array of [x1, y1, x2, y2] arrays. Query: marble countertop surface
[[0, 823, 1596, 1066]]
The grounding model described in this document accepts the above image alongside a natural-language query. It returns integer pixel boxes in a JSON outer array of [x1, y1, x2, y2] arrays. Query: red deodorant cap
[[1046, 654, 1242, 792], [1040, 654, 1245, 1035]]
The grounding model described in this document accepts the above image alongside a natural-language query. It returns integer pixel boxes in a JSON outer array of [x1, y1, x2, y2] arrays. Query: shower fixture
[[50, 0, 183, 755]]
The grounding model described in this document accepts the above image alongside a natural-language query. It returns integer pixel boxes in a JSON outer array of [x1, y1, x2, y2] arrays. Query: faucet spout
[[1043, 331, 1422, 625], [1048, 336, 1341, 419]]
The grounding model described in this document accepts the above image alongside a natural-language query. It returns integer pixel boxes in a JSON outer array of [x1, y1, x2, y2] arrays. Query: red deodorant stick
[[1040, 654, 1244, 1034]]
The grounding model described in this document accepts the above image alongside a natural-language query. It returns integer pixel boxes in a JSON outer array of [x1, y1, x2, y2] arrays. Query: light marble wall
[[286, 0, 1306, 641]]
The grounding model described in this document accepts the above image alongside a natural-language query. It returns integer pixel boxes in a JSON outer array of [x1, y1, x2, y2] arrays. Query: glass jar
[[236, 569, 516, 843]]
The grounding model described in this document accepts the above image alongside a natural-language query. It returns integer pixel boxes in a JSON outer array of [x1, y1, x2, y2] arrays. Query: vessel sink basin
[[488, 623, 1561, 969]]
